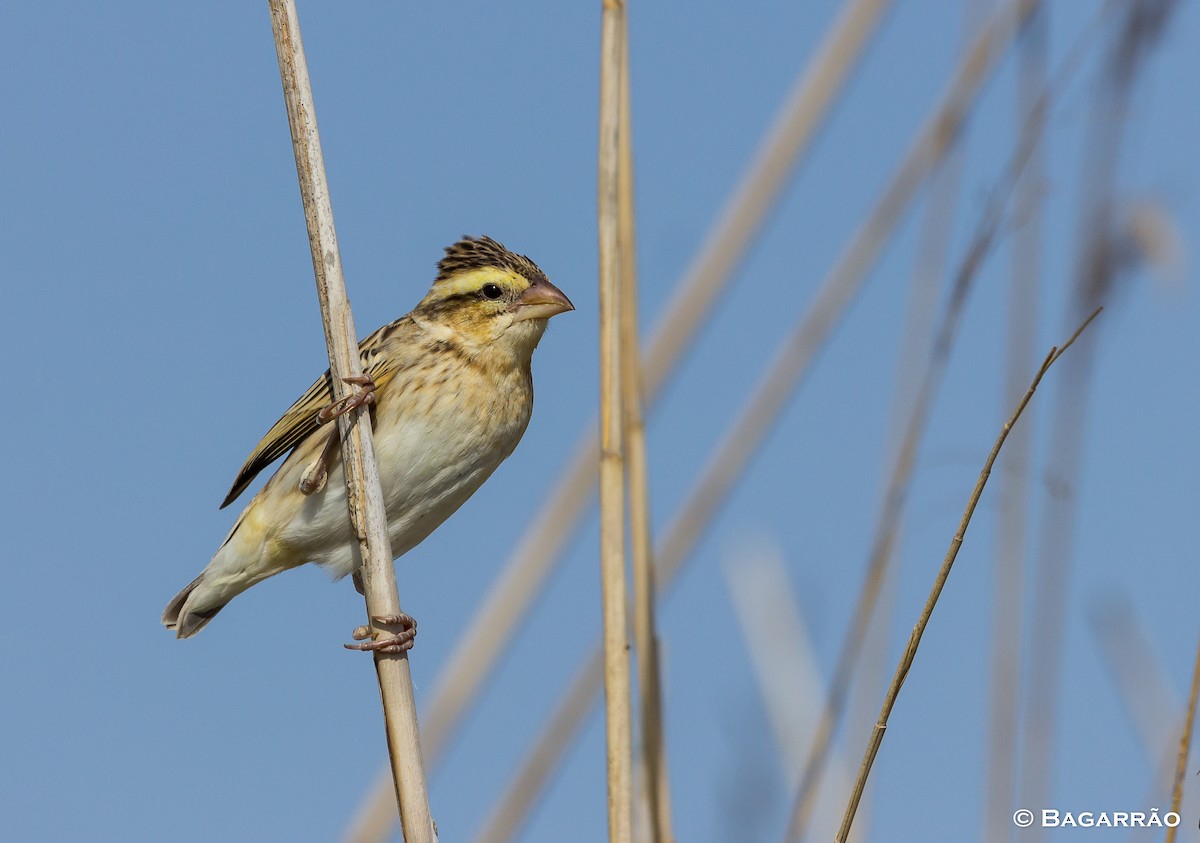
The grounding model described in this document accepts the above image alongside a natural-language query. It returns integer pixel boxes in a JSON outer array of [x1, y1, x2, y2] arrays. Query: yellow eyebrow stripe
[[433, 266, 528, 298]]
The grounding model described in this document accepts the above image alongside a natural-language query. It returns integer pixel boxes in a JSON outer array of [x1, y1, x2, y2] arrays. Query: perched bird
[[163, 235, 573, 644]]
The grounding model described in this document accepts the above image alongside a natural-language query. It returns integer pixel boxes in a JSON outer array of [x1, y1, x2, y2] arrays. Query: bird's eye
[[481, 283, 504, 300]]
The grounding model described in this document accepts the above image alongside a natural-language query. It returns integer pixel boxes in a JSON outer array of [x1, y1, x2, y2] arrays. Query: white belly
[[278, 391, 530, 579]]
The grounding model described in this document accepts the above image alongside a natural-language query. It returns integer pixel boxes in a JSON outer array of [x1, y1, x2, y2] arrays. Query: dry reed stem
[[835, 310, 1100, 843], [472, 0, 1048, 833], [779, 1, 1056, 836], [840, 2, 983, 834], [785, 99, 1046, 843], [985, 7, 1045, 841], [1019, 2, 1179, 824], [617, 28, 676, 843], [668, 0, 1044, 633], [1164, 630, 1200, 843], [476, 117, 1015, 836], [637, 0, 891, 396], [473, 649, 605, 843], [598, 2, 634, 841], [266, 3, 435, 841]]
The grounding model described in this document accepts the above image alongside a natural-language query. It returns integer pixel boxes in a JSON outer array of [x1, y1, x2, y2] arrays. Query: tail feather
[[162, 574, 229, 639]]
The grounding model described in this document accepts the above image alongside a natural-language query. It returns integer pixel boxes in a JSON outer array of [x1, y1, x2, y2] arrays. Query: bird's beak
[[512, 278, 575, 322]]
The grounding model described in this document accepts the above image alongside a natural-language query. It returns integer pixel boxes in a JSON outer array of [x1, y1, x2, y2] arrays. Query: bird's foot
[[344, 613, 417, 654], [317, 374, 377, 423]]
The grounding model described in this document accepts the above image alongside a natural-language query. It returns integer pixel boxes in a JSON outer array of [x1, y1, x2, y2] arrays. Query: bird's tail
[[162, 573, 230, 639]]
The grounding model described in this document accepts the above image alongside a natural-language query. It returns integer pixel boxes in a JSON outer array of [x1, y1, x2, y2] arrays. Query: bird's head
[[414, 235, 574, 359]]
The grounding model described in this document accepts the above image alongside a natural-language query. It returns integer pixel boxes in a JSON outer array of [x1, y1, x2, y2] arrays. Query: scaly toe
[[343, 630, 417, 654], [343, 612, 417, 653], [317, 374, 378, 423]]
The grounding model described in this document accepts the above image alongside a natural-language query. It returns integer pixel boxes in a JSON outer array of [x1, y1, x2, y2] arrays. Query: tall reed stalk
[[618, 26, 676, 843], [598, 1, 634, 841], [267, 2, 434, 840]]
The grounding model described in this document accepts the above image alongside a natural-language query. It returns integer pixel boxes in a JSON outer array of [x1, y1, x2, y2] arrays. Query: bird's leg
[[345, 613, 417, 654], [317, 374, 377, 424], [300, 374, 376, 496], [299, 427, 340, 495]]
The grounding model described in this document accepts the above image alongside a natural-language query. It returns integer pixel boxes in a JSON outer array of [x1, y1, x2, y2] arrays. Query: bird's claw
[[344, 613, 417, 654], [300, 375, 375, 496], [317, 374, 377, 424]]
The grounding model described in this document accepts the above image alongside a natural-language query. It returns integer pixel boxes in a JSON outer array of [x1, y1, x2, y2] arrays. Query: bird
[[163, 235, 573, 648]]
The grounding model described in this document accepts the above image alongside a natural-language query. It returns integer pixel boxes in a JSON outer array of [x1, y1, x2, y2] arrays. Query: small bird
[[163, 235, 573, 647]]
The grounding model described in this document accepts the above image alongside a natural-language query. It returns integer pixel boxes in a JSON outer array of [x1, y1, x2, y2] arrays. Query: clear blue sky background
[[2, 2, 1198, 841]]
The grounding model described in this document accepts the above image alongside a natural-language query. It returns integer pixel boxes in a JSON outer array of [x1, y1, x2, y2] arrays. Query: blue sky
[[3, 1, 1199, 841]]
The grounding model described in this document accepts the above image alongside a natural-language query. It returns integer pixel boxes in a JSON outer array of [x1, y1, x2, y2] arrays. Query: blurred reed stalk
[[598, 1, 634, 841], [1019, 2, 1179, 828], [476, 0, 1056, 835], [617, 26, 677, 843], [775, 0, 1053, 836], [724, 547, 859, 840], [1088, 597, 1186, 843], [791, 12, 1110, 837], [1089, 598, 1179, 760], [1165, 631, 1200, 843], [339, 4, 892, 840], [841, 0, 989, 832], [985, 6, 1045, 842], [835, 311, 1100, 843], [266, 2, 435, 841]]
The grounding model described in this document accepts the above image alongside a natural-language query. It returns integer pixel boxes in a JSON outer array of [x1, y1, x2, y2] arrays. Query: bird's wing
[[220, 318, 410, 508]]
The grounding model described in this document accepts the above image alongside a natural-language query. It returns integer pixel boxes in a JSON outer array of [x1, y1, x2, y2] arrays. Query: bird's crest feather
[[437, 235, 547, 286]]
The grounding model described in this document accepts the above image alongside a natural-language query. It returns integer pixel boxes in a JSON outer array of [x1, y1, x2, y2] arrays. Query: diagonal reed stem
[[834, 310, 1101, 843], [783, 5, 1120, 835], [266, 2, 435, 841], [1165, 629, 1200, 843]]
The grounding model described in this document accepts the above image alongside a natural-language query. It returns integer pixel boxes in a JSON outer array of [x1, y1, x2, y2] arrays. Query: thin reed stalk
[[618, 28, 676, 843], [839, 2, 985, 834], [598, 2, 633, 841], [266, 2, 435, 841], [783, 8, 1114, 835], [1165, 630, 1200, 843], [834, 311, 1100, 843]]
